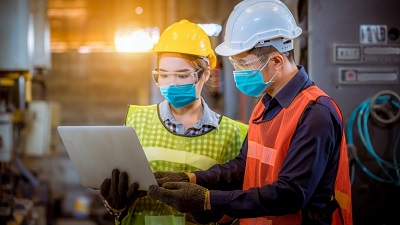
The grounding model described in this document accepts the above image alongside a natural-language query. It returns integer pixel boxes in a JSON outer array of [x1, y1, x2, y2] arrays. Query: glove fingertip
[[149, 184, 158, 191], [156, 179, 165, 187], [126, 182, 139, 198], [112, 168, 120, 178], [153, 171, 163, 178], [110, 169, 120, 193], [100, 178, 111, 196], [161, 182, 179, 189], [120, 172, 129, 185], [118, 171, 129, 196], [148, 185, 159, 197], [120, 171, 128, 178]]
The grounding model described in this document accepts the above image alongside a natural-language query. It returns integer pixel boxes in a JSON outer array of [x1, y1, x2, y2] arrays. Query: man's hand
[[153, 171, 190, 186], [149, 182, 207, 213], [100, 169, 147, 211]]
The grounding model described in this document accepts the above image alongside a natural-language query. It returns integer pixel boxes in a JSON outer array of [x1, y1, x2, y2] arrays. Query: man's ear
[[271, 54, 284, 70]]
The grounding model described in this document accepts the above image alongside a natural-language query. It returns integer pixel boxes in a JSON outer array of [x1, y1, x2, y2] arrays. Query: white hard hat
[[216, 0, 302, 56]]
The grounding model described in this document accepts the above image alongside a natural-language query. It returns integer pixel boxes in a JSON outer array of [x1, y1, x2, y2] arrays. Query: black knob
[[388, 27, 399, 41]]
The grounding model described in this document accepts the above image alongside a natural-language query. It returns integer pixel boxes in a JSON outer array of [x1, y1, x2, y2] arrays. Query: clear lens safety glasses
[[152, 69, 203, 88], [229, 55, 269, 71]]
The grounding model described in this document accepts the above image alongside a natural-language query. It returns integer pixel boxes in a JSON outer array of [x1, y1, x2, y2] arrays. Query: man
[[149, 0, 353, 224]]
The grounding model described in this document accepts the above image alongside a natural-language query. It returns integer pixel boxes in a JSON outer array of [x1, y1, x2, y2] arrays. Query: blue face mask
[[159, 83, 198, 108], [233, 57, 277, 97]]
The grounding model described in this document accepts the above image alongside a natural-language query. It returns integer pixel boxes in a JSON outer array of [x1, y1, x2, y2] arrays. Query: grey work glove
[[191, 210, 224, 224], [153, 171, 190, 186], [100, 169, 147, 211], [149, 182, 207, 213]]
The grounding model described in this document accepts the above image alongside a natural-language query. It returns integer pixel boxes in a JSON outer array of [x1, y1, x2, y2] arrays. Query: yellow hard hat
[[152, 19, 217, 69]]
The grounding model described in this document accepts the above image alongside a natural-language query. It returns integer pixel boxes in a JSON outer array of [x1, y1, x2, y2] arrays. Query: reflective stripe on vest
[[144, 146, 217, 171]]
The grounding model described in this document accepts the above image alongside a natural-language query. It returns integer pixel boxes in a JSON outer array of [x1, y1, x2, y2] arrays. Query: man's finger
[[161, 182, 184, 190], [152, 184, 180, 200], [154, 172, 169, 186], [153, 171, 165, 179], [153, 172, 189, 186], [149, 183, 206, 213], [149, 185, 170, 200]]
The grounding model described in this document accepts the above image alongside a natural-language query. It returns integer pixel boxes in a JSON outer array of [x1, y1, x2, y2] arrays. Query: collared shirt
[[194, 66, 343, 224], [159, 99, 221, 135]]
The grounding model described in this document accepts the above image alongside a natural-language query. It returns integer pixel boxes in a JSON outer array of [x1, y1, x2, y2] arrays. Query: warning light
[[345, 70, 356, 81]]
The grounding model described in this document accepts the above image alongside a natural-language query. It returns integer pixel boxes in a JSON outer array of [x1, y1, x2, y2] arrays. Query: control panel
[[334, 44, 400, 85]]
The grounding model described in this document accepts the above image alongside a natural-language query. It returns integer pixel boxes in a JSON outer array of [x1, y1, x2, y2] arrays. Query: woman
[[100, 20, 248, 225]]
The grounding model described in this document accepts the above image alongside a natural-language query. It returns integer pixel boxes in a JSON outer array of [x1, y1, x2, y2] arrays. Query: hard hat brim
[[215, 42, 249, 57]]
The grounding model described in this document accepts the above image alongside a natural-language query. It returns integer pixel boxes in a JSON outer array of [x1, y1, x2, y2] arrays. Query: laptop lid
[[57, 126, 157, 191]]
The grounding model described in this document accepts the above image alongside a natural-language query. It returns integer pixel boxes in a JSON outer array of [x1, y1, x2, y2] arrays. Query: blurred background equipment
[[0, 0, 54, 224], [306, 0, 400, 225]]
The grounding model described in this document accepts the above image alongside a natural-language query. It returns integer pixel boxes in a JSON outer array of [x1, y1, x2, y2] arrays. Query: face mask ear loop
[[267, 70, 278, 83], [259, 57, 271, 71], [258, 56, 277, 84]]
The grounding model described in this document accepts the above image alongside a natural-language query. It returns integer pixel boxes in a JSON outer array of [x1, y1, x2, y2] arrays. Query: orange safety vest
[[241, 85, 352, 225]]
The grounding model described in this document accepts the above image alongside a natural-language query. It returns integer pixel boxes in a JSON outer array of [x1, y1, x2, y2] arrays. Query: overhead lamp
[[114, 28, 155, 52]]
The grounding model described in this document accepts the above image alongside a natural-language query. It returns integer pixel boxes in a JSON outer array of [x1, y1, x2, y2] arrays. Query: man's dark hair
[[250, 46, 295, 63]]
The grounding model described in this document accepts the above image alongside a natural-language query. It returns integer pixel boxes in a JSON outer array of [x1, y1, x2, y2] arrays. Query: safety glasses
[[228, 54, 269, 71], [152, 68, 203, 87]]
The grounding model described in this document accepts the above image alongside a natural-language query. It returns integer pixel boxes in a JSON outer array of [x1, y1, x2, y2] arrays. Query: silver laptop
[[57, 126, 157, 191]]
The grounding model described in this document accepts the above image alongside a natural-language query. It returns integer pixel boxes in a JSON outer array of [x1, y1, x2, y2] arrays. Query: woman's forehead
[[159, 53, 193, 70]]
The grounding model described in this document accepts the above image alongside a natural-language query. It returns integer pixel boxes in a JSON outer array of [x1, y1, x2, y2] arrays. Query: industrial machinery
[[307, 0, 400, 224], [0, 0, 53, 224]]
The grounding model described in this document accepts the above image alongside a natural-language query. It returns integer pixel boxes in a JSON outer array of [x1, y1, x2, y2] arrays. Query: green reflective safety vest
[[117, 104, 248, 225]]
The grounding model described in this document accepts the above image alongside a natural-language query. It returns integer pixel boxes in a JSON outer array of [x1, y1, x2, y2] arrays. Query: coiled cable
[[346, 93, 400, 186]]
